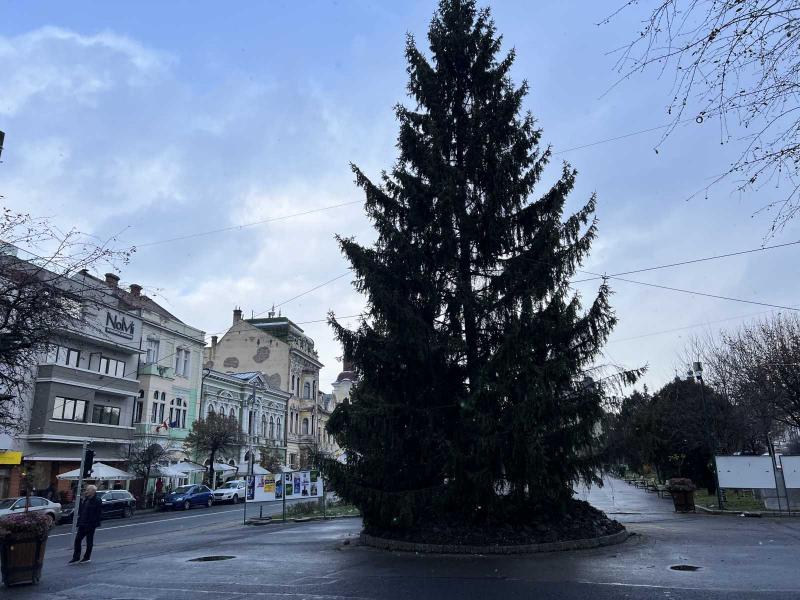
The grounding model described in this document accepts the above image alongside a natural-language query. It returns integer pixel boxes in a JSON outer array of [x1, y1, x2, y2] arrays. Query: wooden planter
[[0, 536, 47, 586], [670, 490, 696, 513]]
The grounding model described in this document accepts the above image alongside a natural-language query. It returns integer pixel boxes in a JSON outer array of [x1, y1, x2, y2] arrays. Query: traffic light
[[83, 449, 95, 479]]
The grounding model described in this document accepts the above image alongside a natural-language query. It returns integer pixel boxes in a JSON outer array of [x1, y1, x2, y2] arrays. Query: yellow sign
[[263, 474, 275, 494], [0, 451, 22, 465]]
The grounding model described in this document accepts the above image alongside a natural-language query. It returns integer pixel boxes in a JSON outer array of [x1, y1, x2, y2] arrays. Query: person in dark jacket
[[69, 485, 103, 564]]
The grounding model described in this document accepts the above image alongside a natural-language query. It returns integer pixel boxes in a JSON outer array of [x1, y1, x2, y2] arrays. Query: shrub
[[0, 511, 52, 542]]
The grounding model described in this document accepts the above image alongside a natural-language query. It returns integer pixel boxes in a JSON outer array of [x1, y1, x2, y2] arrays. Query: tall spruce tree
[[325, 0, 627, 531]]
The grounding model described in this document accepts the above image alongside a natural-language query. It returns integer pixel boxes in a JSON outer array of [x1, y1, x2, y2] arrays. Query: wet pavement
[[6, 477, 800, 599]]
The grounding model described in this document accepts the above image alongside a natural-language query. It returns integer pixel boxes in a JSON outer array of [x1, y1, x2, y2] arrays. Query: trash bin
[[667, 478, 696, 513]]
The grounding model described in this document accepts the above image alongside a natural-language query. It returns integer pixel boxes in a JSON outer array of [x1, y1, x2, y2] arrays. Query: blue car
[[160, 484, 213, 511]]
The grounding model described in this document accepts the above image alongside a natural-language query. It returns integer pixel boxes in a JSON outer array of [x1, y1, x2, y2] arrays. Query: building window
[[145, 338, 160, 364], [92, 404, 121, 426], [52, 397, 87, 422], [208, 404, 215, 415], [303, 382, 311, 399], [151, 395, 165, 424], [134, 390, 144, 424], [269, 416, 274, 439], [98, 356, 126, 378], [174, 348, 192, 377], [229, 407, 236, 423], [47, 345, 81, 368], [276, 417, 282, 441], [170, 397, 188, 429], [302, 418, 309, 435]]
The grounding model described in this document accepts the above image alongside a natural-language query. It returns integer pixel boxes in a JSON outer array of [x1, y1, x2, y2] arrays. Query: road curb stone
[[360, 527, 629, 554]]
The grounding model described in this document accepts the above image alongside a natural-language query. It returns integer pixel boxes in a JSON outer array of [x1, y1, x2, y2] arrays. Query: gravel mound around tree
[[363, 500, 623, 547]]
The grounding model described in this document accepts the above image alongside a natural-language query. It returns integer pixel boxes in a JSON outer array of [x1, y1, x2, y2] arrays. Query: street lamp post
[[692, 362, 724, 510]]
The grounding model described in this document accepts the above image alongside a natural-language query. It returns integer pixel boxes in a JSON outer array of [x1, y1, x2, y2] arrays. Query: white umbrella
[[212, 462, 236, 473], [171, 462, 206, 474], [57, 462, 136, 481], [154, 464, 186, 478], [236, 463, 269, 476]]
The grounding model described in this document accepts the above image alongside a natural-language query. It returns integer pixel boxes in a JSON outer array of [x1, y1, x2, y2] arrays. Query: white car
[[0, 496, 61, 525], [212, 480, 246, 504]]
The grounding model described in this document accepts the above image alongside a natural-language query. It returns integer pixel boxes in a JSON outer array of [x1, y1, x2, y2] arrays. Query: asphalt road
[[6, 479, 800, 599]]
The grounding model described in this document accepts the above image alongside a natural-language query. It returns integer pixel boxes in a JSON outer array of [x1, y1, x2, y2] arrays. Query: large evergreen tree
[[325, 0, 628, 531]]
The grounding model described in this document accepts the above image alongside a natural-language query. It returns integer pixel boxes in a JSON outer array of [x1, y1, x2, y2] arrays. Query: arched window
[[276, 417, 282, 441], [261, 415, 267, 437], [208, 404, 215, 416], [269, 416, 275, 439], [151, 391, 165, 424], [302, 418, 309, 435], [229, 407, 236, 422], [170, 397, 188, 429], [303, 382, 311, 399]]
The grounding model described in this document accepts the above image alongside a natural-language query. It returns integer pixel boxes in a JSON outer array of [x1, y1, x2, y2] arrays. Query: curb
[[245, 514, 362, 526], [360, 527, 630, 555], [695, 505, 796, 518]]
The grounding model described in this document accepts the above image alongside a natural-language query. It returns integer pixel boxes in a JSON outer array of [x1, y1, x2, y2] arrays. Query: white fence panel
[[715, 456, 776, 489], [780, 456, 800, 489]]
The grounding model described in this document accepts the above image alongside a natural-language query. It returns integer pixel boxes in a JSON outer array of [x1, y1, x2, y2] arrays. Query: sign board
[[715, 456, 776, 489], [246, 470, 323, 502], [0, 450, 22, 465], [780, 456, 800, 489]]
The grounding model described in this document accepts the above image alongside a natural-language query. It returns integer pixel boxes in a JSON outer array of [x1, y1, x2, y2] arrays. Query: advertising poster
[[246, 471, 324, 502], [246, 476, 256, 500]]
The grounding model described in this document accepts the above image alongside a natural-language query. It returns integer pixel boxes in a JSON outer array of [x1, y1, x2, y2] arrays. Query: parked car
[[97, 490, 136, 518], [212, 480, 246, 504], [0, 496, 61, 526], [57, 490, 136, 524], [160, 484, 213, 510]]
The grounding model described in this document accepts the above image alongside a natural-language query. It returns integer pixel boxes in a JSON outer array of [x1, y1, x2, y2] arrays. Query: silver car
[[0, 496, 61, 526]]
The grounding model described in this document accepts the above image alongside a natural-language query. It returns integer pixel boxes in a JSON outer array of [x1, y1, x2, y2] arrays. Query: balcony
[[138, 363, 175, 380], [36, 364, 139, 396]]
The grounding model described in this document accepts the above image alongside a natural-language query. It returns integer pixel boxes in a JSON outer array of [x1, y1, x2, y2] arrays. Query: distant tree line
[[605, 313, 800, 490]]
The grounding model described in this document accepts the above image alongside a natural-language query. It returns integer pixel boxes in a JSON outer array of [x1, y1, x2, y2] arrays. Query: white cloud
[[0, 26, 171, 116]]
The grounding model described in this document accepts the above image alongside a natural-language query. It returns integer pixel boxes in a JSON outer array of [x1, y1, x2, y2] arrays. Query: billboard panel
[[246, 470, 323, 502], [780, 456, 800, 489], [715, 456, 776, 489]]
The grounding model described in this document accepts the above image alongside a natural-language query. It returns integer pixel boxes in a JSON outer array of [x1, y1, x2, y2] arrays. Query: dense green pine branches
[[324, 0, 627, 530]]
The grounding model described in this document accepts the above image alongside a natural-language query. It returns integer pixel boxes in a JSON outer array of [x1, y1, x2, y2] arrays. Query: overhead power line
[[571, 239, 800, 284], [128, 120, 696, 250], [134, 200, 362, 248]]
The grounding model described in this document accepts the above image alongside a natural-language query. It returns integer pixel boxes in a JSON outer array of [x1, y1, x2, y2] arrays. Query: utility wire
[[128, 120, 696, 250], [571, 239, 800, 284], [600, 274, 800, 313], [134, 200, 362, 249]]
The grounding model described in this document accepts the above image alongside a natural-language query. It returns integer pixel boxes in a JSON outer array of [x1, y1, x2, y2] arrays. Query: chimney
[[104, 273, 120, 288], [233, 307, 242, 324], [211, 335, 218, 350], [129, 283, 142, 297]]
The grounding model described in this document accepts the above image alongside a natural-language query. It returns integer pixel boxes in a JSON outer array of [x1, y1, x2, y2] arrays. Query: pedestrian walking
[[69, 484, 103, 564]]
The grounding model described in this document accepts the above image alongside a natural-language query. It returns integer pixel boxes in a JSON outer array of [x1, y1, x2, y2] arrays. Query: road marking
[[49, 508, 242, 537]]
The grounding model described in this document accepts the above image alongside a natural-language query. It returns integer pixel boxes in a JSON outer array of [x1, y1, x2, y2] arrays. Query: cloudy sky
[[1, 1, 798, 392]]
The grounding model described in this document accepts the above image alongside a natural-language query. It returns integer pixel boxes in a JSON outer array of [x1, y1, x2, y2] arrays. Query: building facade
[[2, 269, 144, 498], [204, 308, 323, 469], [198, 370, 289, 470]]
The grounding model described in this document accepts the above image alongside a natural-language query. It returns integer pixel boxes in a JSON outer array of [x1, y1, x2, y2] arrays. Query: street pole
[[694, 362, 724, 510], [71, 440, 88, 541]]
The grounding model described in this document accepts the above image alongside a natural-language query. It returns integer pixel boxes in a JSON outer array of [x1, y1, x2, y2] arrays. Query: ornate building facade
[[204, 308, 323, 469]]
